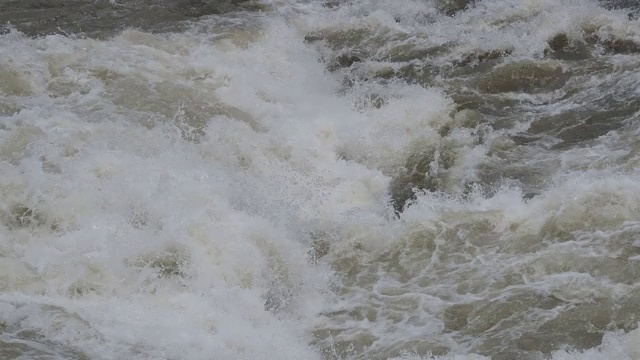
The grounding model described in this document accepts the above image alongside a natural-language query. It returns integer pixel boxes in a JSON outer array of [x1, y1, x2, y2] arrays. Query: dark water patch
[[544, 31, 640, 60], [436, 0, 477, 16], [448, 49, 515, 83], [449, 91, 527, 119], [381, 43, 451, 63], [586, 34, 640, 55], [509, 132, 542, 145], [517, 301, 611, 354], [528, 99, 640, 150], [613, 288, 640, 331], [553, 119, 625, 149], [395, 63, 442, 87], [303, 32, 326, 43], [327, 53, 363, 71], [305, 27, 376, 50], [461, 291, 565, 337], [304, 26, 410, 64], [474, 60, 571, 94], [322, 1, 343, 9], [441, 303, 475, 332], [525, 253, 640, 285], [599, 38, 640, 55], [474, 133, 557, 197], [339, 63, 440, 94], [387, 110, 491, 212], [456, 292, 623, 358], [451, 108, 482, 129], [0, 0, 265, 39], [603, 225, 640, 261], [600, 0, 640, 16], [389, 145, 448, 213], [546, 33, 592, 61], [454, 48, 513, 68]]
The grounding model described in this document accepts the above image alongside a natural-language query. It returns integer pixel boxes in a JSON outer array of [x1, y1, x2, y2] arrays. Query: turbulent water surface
[[2, 0, 640, 359]]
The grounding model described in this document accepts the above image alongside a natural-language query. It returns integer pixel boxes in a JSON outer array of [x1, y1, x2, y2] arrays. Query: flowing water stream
[[2, 0, 640, 359]]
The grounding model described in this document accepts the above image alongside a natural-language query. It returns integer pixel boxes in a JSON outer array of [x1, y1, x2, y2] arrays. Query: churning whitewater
[[1, 0, 640, 359]]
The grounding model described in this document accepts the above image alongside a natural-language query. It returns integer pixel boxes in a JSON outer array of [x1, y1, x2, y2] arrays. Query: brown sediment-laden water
[[1, 0, 640, 359]]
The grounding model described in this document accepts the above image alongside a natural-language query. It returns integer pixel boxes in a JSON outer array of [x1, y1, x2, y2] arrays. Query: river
[[1, 0, 640, 359]]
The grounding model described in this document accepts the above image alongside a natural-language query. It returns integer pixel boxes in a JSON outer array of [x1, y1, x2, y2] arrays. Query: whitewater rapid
[[1, 0, 640, 359]]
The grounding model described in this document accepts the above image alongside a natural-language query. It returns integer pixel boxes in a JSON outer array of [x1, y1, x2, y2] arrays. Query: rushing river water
[[2, 0, 640, 359]]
